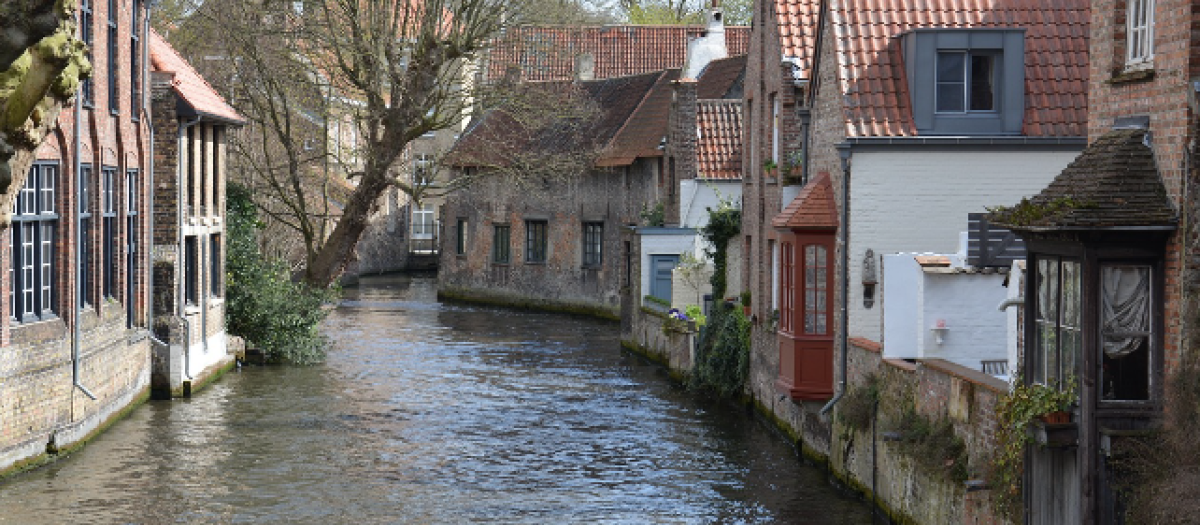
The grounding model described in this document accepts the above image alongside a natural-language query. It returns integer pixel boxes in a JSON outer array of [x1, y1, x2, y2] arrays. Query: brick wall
[[0, 0, 156, 473], [439, 159, 659, 318]]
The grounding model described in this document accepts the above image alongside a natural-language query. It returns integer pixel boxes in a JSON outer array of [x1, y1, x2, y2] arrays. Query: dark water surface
[[0, 275, 871, 524]]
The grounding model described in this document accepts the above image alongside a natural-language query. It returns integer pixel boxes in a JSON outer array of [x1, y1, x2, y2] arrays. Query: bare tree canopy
[[0, 0, 91, 228]]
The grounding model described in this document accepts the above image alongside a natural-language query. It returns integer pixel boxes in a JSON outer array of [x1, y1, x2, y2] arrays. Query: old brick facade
[[1, 0, 154, 473]]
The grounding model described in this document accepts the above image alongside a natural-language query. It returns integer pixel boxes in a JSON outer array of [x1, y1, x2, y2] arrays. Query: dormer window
[[903, 29, 1025, 135], [936, 51, 995, 113]]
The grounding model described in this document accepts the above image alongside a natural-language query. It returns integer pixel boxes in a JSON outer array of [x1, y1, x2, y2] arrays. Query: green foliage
[[987, 196, 1098, 227], [640, 200, 665, 227], [739, 290, 751, 307], [701, 194, 741, 300], [684, 304, 706, 327], [838, 373, 880, 432], [691, 303, 750, 398], [226, 183, 334, 365], [893, 406, 969, 485], [643, 294, 671, 309], [990, 376, 1078, 520]]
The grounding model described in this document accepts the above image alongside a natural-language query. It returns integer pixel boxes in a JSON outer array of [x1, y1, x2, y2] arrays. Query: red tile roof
[[824, 0, 1088, 137], [696, 100, 742, 180], [149, 29, 245, 126], [487, 25, 749, 82], [774, 0, 820, 81], [772, 171, 837, 230]]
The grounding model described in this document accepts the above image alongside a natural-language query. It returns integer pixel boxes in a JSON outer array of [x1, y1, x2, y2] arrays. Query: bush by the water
[[226, 184, 334, 364], [691, 303, 750, 398]]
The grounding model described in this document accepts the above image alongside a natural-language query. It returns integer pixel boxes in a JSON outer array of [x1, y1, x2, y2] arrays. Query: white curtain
[[1101, 266, 1150, 358]]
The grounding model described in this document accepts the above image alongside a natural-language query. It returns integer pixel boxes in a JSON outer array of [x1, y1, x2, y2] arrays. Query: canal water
[[0, 275, 872, 524]]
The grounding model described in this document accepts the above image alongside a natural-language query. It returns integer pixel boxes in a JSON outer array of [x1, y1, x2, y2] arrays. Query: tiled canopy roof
[[696, 100, 742, 180], [149, 29, 245, 126], [779, 0, 1087, 137], [449, 70, 676, 169], [774, 0, 820, 81], [487, 25, 749, 82], [773, 172, 837, 230], [989, 129, 1176, 231]]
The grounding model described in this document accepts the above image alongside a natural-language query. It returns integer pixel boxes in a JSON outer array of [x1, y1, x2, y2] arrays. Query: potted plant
[[740, 290, 752, 316], [1011, 377, 1078, 447]]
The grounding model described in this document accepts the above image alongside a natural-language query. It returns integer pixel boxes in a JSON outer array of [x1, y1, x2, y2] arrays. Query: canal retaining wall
[[0, 306, 152, 476], [620, 306, 696, 375]]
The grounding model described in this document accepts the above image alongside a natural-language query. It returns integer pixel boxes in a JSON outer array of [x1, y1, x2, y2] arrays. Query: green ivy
[[691, 304, 750, 398], [990, 376, 1078, 520], [701, 198, 741, 300], [226, 184, 336, 365]]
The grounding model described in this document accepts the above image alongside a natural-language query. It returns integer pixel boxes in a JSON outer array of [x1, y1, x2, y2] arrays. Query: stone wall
[[439, 158, 659, 318]]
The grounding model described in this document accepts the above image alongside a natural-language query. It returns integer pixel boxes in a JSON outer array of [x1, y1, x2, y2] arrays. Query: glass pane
[[1100, 265, 1152, 401], [936, 52, 965, 112], [969, 54, 995, 111], [937, 52, 965, 82]]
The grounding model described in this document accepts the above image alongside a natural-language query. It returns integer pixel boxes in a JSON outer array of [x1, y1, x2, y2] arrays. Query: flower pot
[[1039, 411, 1071, 425], [743, 306, 752, 317]]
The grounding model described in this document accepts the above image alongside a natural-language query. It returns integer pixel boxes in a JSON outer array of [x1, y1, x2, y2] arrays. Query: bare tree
[[0, 1, 90, 228]]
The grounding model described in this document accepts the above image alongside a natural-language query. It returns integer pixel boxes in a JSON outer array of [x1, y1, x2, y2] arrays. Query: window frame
[[934, 50, 998, 114], [101, 166, 117, 300], [455, 217, 467, 256], [10, 163, 59, 323], [184, 236, 199, 307], [492, 224, 510, 264], [210, 233, 223, 298], [1125, 0, 1156, 69], [902, 29, 1025, 135], [1098, 261, 1156, 404], [80, 0, 94, 108], [582, 221, 603, 268], [525, 220, 547, 264], [108, 0, 119, 115], [1031, 254, 1082, 389], [79, 164, 93, 307], [130, 0, 141, 120]]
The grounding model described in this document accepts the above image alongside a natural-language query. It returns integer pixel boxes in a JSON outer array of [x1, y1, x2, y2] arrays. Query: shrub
[[226, 184, 335, 365], [838, 373, 881, 432], [691, 303, 750, 398]]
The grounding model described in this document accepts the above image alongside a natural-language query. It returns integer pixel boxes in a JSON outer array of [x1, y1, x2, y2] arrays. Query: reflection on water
[[0, 275, 871, 524]]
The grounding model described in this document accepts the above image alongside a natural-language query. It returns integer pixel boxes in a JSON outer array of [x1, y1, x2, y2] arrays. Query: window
[[780, 242, 794, 333], [936, 52, 995, 113], [185, 236, 198, 306], [126, 169, 138, 325], [1126, 0, 1155, 68], [108, 0, 119, 114], [802, 244, 829, 334], [492, 224, 510, 264], [525, 220, 547, 263], [79, 164, 92, 306], [212, 127, 222, 216], [210, 234, 222, 297], [902, 29, 1024, 135], [455, 217, 467, 256], [1100, 264, 1152, 401], [200, 126, 208, 216], [186, 126, 196, 217], [413, 154, 433, 187], [412, 203, 435, 240], [80, 0, 94, 107], [582, 222, 603, 267], [102, 167, 117, 299], [1033, 256, 1082, 388], [131, 0, 140, 120], [11, 164, 58, 322], [771, 94, 781, 164]]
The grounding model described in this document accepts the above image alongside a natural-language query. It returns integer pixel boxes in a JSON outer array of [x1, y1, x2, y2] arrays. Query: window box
[[1029, 419, 1078, 449]]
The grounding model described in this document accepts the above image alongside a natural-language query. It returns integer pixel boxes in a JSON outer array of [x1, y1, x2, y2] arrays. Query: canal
[[0, 275, 872, 524]]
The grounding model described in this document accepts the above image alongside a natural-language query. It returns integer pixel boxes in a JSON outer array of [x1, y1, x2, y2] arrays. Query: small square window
[[936, 51, 995, 113]]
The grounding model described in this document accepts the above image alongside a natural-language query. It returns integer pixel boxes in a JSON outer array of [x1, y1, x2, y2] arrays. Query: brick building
[[148, 29, 244, 398], [988, 0, 1198, 521], [741, 0, 1090, 522], [1, 0, 154, 473]]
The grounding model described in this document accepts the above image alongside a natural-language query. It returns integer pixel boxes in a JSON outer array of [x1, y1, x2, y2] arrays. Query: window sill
[[184, 305, 201, 315], [525, 261, 546, 266], [491, 262, 510, 267], [13, 313, 60, 326], [208, 298, 225, 307], [582, 264, 602, 270], [1107, 68, 1155, 85]]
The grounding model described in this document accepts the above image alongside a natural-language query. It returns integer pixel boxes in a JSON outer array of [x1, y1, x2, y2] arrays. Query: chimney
[[682, 6, 728, 80]]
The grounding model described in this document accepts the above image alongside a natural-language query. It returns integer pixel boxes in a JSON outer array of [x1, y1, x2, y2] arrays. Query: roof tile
[[772, 172, 838, 230], [696, 100, 742, 180], [149, 29, 245, 125]]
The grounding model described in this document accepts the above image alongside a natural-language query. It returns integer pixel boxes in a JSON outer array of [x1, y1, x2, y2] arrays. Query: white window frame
[[1126, 0, 1156, 69]]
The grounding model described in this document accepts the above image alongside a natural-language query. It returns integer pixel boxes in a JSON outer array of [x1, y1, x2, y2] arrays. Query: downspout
[[72, 69, 97, 401], [821, 143, 851, 415]]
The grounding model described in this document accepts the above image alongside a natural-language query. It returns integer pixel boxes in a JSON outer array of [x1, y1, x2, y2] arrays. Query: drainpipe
[[821, 143, 852, 415], [72, 70, 97, 401]]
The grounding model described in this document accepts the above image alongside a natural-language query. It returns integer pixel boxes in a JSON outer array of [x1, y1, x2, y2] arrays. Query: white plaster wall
[[920, 272, 1009, 369], [187, 331, 229, 379], [679, 180, 742, 229], [639, 232, 698, 306], [848, 149, 1077, 342], [672, 264, 714, 308], [882, 254, 922, 359]]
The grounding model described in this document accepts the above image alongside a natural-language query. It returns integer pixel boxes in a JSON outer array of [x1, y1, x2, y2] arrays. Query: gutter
[[821, 143, 852, 415]]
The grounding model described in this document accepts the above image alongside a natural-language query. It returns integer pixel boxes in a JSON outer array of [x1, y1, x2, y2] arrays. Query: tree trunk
[[302, 171, 391, 287]]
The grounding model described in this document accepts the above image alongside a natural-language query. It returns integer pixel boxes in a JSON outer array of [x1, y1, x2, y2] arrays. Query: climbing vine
[[691, 196, 747, 398], [701, 195, 741, 301]]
